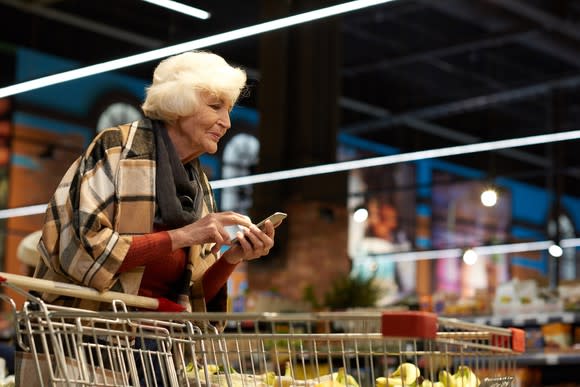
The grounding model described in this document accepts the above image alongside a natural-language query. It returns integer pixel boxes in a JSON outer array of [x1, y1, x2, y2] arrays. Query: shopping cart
[[0, 274, 525, 387]]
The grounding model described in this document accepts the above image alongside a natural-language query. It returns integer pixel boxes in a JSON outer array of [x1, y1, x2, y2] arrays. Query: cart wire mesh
[[2, 288, 524, 387]]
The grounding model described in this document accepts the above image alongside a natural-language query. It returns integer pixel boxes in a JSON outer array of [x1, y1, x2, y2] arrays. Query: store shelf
[[458, 312, 580, 327], [515, 352, 580, 366], [450, 312, 580, 369]]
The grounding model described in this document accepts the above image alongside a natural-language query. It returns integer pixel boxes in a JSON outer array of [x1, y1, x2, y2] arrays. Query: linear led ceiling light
[[142, 0, 210, 20], [0, 0, 394, 98], [366, 238, 579, 263], [210, 129, 580, 189], [2, 128, 579, 219], [0, 204, 47, 219]]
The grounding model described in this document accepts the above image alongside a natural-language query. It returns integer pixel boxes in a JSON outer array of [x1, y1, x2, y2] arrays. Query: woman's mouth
[[208, 132, 221, 142]]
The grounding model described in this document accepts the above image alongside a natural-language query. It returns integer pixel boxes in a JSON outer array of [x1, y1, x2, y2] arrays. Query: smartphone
[[230, 212, 287, 244]]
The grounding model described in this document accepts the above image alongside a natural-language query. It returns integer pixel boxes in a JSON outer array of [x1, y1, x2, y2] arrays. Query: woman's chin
[[206, 144, 219, 154], [199, 140, 219, 155]]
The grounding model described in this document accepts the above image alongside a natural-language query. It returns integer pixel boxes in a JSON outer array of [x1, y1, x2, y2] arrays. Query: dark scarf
[[152, 119, 208, 309], [152, 120, 203, 229]]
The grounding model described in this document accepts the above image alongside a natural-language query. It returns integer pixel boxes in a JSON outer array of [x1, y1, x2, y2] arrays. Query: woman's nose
[[219, 110, 231, 129]]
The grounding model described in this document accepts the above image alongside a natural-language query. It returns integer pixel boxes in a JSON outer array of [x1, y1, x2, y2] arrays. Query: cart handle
[[0, 272, 185, 312]]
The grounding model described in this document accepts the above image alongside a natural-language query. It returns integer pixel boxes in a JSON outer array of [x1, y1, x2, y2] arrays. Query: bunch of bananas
[[376, 363, 422, 387], [438, 366, 480, 387], [188, 364, 360, 387], [375, 363, 480, 387], [273, 366, 360, 387], [311, 367, 360, 387], [187, 363, 269, 387]]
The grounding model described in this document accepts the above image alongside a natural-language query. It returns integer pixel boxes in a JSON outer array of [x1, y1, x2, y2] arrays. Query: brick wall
[[248, 200, 351, 308]]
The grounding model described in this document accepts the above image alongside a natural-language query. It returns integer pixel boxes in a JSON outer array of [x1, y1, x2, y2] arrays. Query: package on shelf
[[524, 327, 544, 353], [245, 291, 313, 313], [492, 278, 563, 316], [558, 280, 580, 312], [541, 322, 572, 350]]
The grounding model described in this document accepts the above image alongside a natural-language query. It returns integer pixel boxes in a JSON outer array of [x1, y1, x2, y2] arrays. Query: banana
[[264, 366, 361, 387], [438, 370, 457, 387], [272, 375, 294, 387], [187, 364, 271, 387], [376, 376, 418, 387], [262, 371, 277, 386], [334, 367, 360, 387], [389, 363, 420, 386], [438, 367, 480, 387], [422, 380, 446, 387], [315, 380, 346, 387], [207, 364, 221, 374], [452, 366, 479, 387]]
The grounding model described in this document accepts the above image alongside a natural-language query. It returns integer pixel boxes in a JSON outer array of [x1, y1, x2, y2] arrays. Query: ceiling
[[2, 0, 580, 199]]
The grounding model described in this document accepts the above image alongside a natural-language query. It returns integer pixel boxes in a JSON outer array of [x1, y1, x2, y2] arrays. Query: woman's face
[[168, 90, 232, 162]]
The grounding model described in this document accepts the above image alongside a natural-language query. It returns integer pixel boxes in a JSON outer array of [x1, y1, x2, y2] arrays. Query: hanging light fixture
[[462, 248, 479, 265], [480, 186, 498, 207], [548, 242, 563, 257], [352, 206, 369, 223]]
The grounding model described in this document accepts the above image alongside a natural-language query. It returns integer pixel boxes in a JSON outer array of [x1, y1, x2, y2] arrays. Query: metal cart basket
[[1, 280, 524, 387]]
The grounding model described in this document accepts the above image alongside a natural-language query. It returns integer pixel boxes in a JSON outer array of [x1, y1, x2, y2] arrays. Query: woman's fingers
[[236, 222, 274, 258], [261, 220, 275, 237], [175, 211, 276, 257], [218, 212, 252, 228]]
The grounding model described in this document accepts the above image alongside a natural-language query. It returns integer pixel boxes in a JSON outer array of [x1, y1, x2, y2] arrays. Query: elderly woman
[[18, 51, 276, 386], [34, 51, 276, 313]]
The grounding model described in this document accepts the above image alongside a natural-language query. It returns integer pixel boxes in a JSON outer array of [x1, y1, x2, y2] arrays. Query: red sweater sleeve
[[120, 231, 238, 303], [118, 231, 172, 272], [202, 258, 238, 301]]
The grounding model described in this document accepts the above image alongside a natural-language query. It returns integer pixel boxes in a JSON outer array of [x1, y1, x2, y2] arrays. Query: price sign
[[479, 377, 514, 387]]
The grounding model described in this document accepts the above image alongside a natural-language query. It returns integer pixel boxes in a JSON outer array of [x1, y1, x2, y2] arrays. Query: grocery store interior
[[1, 0, 580, 386]]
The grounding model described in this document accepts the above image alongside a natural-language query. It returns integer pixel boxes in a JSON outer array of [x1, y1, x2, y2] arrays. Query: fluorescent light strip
[[0, 0, 393, 98], [366, 238, 580, 263], [473, 240, 552, 255], [2, 129, 580, 219], [142, 0, 210, 20], [210, 129, 580, 189], [561, 238, 580, 248], [0, 204, 47, 219]]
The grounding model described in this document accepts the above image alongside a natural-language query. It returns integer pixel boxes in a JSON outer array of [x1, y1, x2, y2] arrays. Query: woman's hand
[[221, 220, 275, 264], [167, 211, 253, 254]]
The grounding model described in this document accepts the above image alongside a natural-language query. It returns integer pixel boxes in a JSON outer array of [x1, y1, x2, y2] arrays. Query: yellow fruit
[[453, 366, 479, 387], [438, 370, 456, 387], [389, 363, 420, 385], [376, 376, 411, 387], [335, 367, 360, 387], [273, 375, 294, 387], [207, 364, 220, 374], [262, 371, 276, 386], [315, 380, 346, 387]]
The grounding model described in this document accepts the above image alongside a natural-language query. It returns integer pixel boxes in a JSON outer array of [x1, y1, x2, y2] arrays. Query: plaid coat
[[33, 118, 226, 312]]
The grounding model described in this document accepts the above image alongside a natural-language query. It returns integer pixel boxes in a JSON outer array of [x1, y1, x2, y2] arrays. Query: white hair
[[142, 51, 247, 121]]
